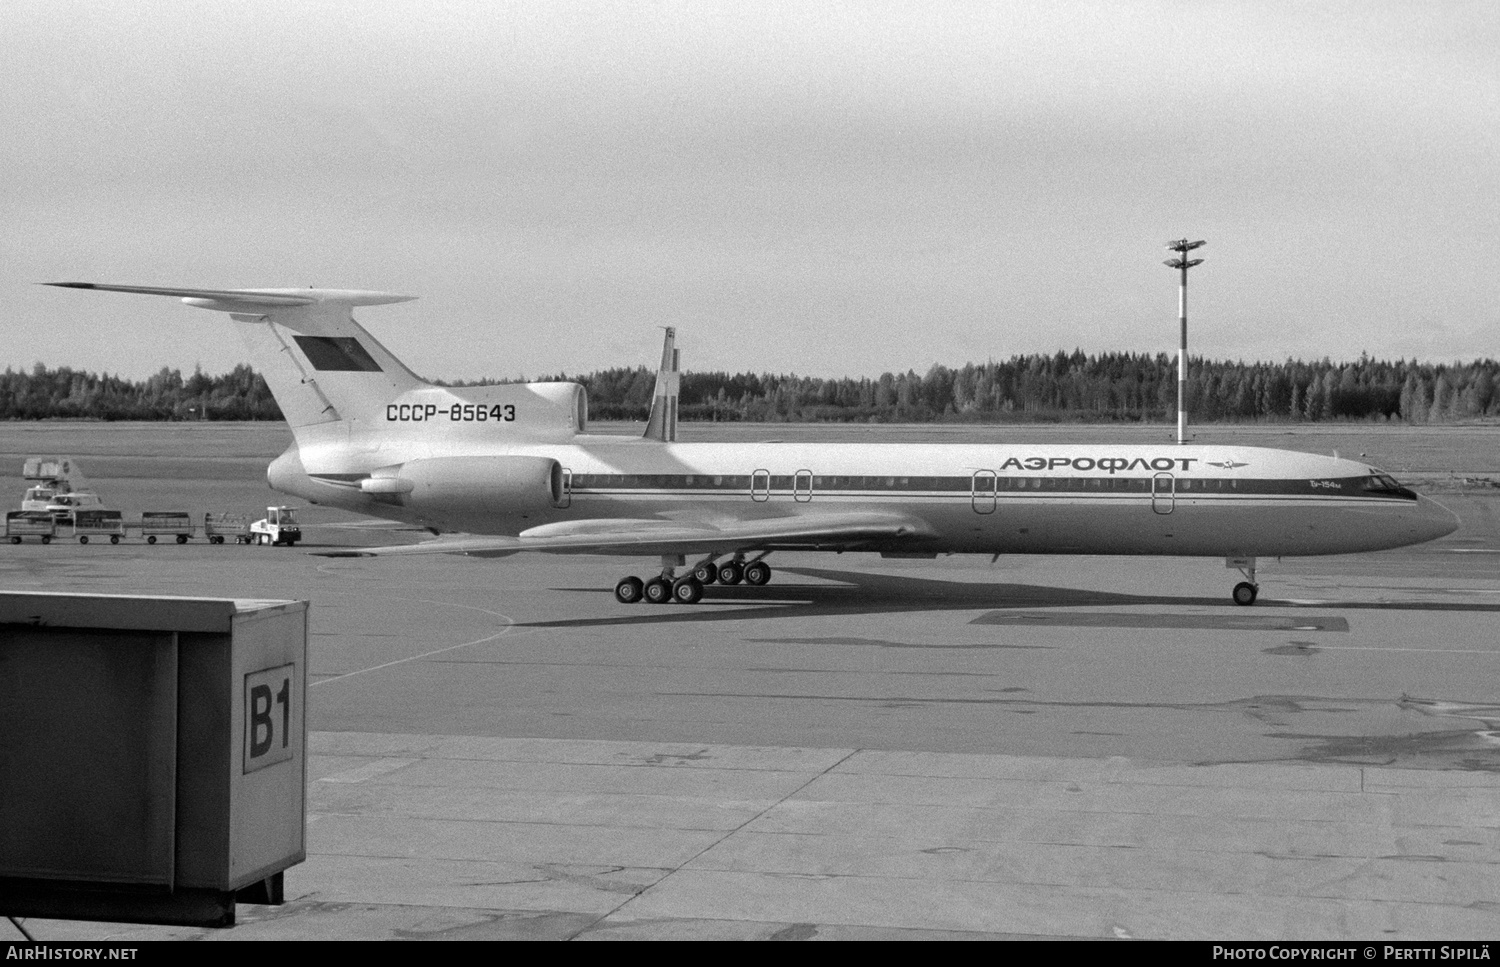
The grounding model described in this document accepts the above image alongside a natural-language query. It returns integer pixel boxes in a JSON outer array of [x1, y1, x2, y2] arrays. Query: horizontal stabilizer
[[44, 282, 416, 313]]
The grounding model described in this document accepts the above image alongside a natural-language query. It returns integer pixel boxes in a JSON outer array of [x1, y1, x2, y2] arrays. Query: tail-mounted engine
[[360, 456, 565, 520]]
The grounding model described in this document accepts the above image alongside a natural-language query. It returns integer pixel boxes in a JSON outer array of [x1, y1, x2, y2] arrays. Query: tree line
[[0, 364, 279, 420], [569, 353, 1498, 424], [3, 354, 1496, 423]]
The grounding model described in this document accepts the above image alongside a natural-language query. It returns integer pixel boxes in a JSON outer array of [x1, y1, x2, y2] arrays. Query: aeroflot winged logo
[[1205, 460, 1249, 469], [998, 455, 1200, 474]]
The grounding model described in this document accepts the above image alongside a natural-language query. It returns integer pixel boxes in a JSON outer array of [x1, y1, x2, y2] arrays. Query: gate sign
[[244, 663, 295, 774]]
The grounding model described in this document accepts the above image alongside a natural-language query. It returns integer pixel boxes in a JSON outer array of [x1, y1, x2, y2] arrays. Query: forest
[[2, 353, 1496, 424]]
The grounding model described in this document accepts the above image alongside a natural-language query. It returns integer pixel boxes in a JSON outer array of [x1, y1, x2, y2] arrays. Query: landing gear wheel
[[614, 576, 644, 604], [744, 561, 772, 586], [110, 535, 120, 545], [643, 577, 672, 604], [40, 535, 51, 545], [147, 535, 157, 545], [10, 536, 19, 544], [79, 536, 89, 544], [692, 562, 718, 584], [1232, 581, 1259, 606], [177, 534, 188, 544], [717, 561, 744, 585], [671, 577, 704, 604]]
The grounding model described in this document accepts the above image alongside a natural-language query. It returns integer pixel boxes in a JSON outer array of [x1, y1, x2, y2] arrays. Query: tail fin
[[46, 283, 425, 436], [642, 326, 680, 442]]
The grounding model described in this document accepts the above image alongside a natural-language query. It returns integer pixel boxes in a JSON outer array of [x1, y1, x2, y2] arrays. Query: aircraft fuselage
[[274, 437, 1458, 559]]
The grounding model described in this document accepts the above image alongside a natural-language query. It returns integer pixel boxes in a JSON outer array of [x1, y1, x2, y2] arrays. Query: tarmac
[[4, 490, 1498, 941]]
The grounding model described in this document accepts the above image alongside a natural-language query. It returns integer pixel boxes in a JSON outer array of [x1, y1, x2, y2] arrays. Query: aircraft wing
[[314, 511, 934, 559]]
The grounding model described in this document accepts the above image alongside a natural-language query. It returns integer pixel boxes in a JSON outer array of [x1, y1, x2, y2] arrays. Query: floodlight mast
[[1164, 239, 1205, 445]]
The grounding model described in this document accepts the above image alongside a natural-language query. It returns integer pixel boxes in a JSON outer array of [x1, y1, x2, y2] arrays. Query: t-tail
[[47, 284, 428, 434], [44, 284, 589, 501]]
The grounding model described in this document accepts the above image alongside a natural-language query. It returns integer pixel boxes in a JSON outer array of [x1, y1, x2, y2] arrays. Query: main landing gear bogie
[[713, 560, 771, 587], [614, 557, 774, 605]]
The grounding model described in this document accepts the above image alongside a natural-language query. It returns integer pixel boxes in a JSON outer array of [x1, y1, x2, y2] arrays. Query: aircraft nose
[[1414, 495, 1461, 542]]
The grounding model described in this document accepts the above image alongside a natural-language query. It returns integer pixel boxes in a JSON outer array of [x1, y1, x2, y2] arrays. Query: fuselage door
[[1152, 472, 1175, 515], [971, 469, 997, 514], [794, 470, 813, 503], [751, 469, 771, 502]]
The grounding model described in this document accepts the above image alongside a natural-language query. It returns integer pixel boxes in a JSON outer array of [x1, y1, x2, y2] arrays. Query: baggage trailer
[[141, 511, 195, 544], [6, 511, 56, 544], [69, 509, 125, 544], [204, 512, 252, 544]]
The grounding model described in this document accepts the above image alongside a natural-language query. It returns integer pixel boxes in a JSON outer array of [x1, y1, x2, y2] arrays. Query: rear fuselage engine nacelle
[[362, 455, 565, 529]]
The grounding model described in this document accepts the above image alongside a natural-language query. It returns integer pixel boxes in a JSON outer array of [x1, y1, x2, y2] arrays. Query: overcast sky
[[3, 1, 1496, 382]]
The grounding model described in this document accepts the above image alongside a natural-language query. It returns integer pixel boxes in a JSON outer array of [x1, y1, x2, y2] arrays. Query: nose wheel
[[1227, 557, 1259, 606]]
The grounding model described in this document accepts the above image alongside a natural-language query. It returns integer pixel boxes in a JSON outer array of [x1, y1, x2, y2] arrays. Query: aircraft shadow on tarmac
[[521, 566, 1500, 630]]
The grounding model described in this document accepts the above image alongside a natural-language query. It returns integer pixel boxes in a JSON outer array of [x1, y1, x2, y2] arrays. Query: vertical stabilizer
[[642, 327, 679, 442]]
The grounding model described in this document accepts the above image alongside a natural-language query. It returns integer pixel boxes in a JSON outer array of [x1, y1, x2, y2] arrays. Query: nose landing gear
[[1228, 557, 1259, 606]]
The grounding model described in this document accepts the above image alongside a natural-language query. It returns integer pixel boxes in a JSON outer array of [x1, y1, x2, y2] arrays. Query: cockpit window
[[1361, 474, 1406, 493]]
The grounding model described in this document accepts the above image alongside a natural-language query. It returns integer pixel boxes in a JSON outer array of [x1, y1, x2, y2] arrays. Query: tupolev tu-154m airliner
[[49, 283, 1460, 606]]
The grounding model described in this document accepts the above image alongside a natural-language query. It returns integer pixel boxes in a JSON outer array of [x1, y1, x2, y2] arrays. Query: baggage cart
[[141, 511, 196, 544], [70, 509, 126, 545], [6, 511, 56, 544], [204, 512, 252, 544]]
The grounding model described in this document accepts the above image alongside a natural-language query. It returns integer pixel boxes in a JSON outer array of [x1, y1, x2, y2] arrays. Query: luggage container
[[70, 509, 126, 544], [204, 512, 252, 544], [141, 511, 196, 544], [6, 511, 56, 544]]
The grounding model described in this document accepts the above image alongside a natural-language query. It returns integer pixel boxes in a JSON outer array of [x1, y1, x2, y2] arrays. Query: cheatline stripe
[[312, 471, 1417, 502]]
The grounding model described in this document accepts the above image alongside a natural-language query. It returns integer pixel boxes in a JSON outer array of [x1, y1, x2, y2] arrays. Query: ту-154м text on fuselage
[[49, 283, 1459, 606]]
